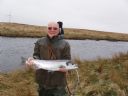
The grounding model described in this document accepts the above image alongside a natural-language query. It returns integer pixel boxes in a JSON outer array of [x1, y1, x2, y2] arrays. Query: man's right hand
[[25, 57, 34, 67]]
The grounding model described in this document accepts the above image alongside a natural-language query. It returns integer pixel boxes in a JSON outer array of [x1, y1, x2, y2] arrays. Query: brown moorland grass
[[0, 22, 128, 41], [0, 52, 128, 96]]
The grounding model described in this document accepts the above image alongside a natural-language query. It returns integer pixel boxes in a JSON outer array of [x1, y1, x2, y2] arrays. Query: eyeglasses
[[48, 27, 58, 31]]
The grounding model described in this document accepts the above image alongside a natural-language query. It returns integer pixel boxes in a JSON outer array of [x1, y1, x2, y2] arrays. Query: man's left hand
[[58, 67, 68, 73]]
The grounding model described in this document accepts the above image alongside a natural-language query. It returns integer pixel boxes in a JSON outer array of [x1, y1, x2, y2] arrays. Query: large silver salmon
[[32, 60, 78, 71]]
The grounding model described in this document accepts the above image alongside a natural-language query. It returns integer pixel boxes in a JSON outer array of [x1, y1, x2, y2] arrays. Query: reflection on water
[[0, 36, 128, 72]]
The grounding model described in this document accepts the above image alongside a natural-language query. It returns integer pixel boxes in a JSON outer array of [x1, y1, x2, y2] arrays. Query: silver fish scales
[[32, 60, 78, 71]]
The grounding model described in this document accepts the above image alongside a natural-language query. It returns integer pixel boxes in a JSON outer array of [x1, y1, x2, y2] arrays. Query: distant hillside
[[0, 22, 128, 41]]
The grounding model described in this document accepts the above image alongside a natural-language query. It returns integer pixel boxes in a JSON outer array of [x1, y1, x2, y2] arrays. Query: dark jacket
[[33, 36, 71, 89]]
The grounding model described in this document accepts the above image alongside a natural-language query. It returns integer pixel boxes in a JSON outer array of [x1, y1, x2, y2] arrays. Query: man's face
[[47, 22, 59, 38]]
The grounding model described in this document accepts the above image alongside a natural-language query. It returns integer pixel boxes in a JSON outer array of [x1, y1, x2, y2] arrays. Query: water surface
[[0, 37, 128, 72]]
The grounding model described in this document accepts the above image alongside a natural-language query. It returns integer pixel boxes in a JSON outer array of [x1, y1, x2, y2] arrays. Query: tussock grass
[[1, 22, 128, 41], [0, 52, 128, 96], [75, 52, 128, 96], [0, 68, 38, 96]]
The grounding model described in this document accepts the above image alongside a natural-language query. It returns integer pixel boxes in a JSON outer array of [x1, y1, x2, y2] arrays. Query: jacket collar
[[46, 35, 60, 43]]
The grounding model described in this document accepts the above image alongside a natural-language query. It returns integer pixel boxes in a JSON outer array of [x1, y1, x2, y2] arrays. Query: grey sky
[[0, 0, 128, 33]]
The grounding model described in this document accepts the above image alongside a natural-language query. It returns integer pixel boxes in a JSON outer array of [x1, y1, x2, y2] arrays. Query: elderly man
[[26, 21, 71, 96]]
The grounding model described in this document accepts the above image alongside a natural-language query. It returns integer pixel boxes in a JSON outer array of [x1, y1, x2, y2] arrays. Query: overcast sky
[[0, 0, 128, 33]]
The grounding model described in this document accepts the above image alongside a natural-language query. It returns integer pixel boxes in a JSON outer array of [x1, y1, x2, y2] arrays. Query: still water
[[0, 36, 128, 72]]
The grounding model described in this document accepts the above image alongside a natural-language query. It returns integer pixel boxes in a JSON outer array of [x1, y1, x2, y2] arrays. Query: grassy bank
[[0, 22, 128, 41], [0, 52, 128, 96]]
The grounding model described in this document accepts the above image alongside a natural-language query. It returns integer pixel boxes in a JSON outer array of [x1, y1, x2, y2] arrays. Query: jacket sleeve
[[33, 41, 40, 59], [62, 42, 71, 60]]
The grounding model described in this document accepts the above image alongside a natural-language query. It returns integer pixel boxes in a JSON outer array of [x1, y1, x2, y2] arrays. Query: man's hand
[[25, 57, 34, 67], [58, 67, 68, 73]]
